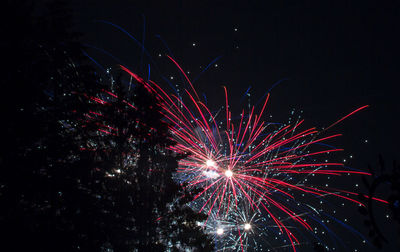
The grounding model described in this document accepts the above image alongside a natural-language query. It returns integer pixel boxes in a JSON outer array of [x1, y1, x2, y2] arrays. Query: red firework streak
[[119, 57, 387, 251]]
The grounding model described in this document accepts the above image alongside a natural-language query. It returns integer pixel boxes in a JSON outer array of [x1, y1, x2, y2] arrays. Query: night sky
[[68, 0, 399, 250]]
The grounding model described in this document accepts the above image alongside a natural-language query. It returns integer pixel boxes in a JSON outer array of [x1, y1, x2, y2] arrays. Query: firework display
[[81, 56, 387, 251], [116, 57, 389, 251], [3, 1, 399, 251]]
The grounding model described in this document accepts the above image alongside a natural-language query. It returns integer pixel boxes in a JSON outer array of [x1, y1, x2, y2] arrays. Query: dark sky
[[68, 0, 399, 250]]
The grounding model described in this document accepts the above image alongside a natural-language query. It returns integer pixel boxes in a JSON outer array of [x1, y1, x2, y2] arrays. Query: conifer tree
[[85, 74, 213, 251], [1, 1, 213, 251]]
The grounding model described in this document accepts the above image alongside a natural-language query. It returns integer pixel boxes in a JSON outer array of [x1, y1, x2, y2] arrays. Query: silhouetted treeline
[[0, 1, 213, 251], [358, 156, 400, 249]]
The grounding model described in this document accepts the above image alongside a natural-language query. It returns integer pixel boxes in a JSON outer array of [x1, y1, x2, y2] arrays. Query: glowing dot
[[225, 170, 233, 178], [192, 43, 196, 46], [244, 223, 251, 230], [216, 228, 224, 235], [206, 160, 215, 167]]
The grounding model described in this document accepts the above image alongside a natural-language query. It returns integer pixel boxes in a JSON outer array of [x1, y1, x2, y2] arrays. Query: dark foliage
[[358, 155, 400, 249], [0, 1, 212, 251], [86, 75, 213, 251]]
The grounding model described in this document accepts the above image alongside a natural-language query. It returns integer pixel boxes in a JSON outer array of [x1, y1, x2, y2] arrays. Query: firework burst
[[117, 57, 387, 251]]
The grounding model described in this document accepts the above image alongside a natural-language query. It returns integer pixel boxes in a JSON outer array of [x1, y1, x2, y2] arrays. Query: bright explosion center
[[206, 159, 216, 167], [224, 170, 233, 178]]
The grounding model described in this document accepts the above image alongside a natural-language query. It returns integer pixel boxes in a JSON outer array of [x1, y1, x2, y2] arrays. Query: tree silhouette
[[358, 155, 400, 249], [1, 1, 100, 250], [0, 1, 213, 251], [84, 73, 213, 251]]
